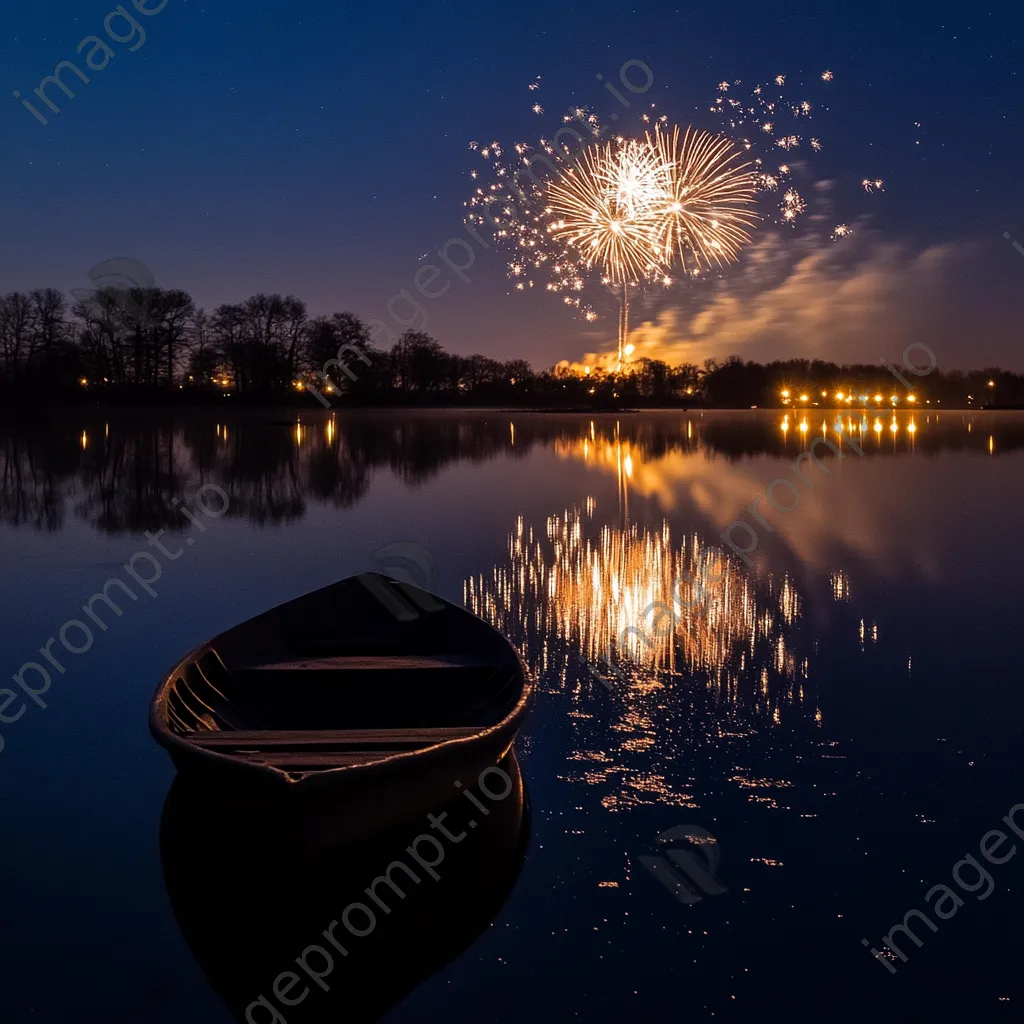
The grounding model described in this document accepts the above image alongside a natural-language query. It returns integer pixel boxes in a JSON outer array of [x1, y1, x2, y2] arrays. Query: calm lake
[[1, 408, 1021, 1022]]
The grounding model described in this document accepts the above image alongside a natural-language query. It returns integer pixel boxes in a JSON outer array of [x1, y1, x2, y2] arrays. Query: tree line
[[0, 285, 1021, 407]]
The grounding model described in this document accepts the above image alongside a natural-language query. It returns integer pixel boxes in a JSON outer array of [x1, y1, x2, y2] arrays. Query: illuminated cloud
[[562, 227, 988, 372]]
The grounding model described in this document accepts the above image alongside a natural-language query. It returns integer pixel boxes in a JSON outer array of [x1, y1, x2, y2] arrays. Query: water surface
[[1, 409, 1021, 1022]]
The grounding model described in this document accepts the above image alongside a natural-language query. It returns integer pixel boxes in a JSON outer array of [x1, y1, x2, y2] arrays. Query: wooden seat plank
[[188, 726, 479, 749], [241, 655, 497, 672], [246, 750, 399, 768]]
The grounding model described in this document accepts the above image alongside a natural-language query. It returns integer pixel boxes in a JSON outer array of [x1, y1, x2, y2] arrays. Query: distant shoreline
[[0, 400, 1016, 420]]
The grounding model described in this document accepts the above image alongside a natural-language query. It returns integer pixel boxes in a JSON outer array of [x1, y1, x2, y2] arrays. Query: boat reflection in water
[[160, 753, 529, 1023]]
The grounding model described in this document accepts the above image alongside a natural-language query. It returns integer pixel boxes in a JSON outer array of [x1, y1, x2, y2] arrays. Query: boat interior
[[161, 575, 523, 771]]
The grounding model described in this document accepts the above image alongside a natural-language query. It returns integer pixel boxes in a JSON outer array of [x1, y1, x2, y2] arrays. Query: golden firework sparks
[[546, 139, 665, 286], [647, 124, 759, 272]]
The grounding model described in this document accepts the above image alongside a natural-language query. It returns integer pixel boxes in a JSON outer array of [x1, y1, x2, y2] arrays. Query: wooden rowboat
[[150, 573, 532, 839]]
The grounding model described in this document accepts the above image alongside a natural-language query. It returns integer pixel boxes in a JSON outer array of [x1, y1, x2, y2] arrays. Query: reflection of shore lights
[[873, 419, 883, 434], [907, 421, 917, 434], [80, 430, 88, 450]]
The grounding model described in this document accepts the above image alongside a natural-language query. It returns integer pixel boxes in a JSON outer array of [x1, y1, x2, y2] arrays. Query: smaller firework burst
[[647, 124, 759, 272], [781, 188, 806, 222]]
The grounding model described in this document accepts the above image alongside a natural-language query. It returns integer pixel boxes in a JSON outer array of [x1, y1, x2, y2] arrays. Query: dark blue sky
[[3, 0, 1022, 369]]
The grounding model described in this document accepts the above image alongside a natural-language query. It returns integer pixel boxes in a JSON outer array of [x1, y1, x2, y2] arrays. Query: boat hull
[[150, 573, 533, 848]]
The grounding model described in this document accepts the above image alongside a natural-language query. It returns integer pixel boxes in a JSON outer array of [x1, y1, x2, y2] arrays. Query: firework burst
[[467, 67, 886, 368], [546, 139, 665, 286], [647, 125, 759, 274], [543, 128, 758, 363]]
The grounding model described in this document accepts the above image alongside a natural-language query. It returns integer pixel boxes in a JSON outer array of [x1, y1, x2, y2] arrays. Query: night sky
[[3, 0, 1022, 370]]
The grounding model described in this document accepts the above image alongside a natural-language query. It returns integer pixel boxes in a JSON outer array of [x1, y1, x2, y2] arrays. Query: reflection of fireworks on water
[[465, 508, 825, 812], [464, 507, 810, 720]]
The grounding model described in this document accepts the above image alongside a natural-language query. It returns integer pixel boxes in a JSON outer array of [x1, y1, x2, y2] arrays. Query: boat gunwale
[[149, 634, 532, 789]]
